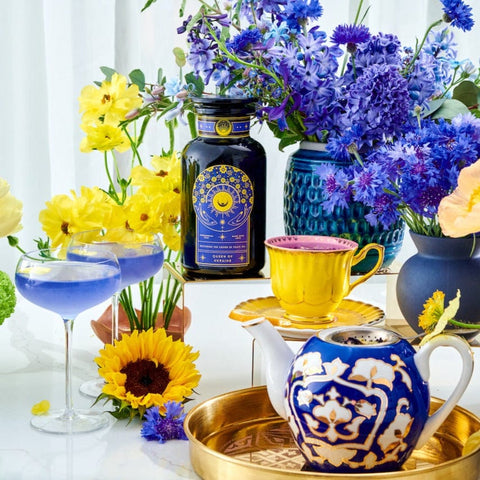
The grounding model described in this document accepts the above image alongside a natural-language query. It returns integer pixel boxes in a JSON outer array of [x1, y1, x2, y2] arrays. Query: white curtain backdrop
[[0, 0, 479, 275]]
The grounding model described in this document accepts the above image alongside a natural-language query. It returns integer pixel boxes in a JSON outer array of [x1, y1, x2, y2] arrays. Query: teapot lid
[[318, 326, 401, 346]]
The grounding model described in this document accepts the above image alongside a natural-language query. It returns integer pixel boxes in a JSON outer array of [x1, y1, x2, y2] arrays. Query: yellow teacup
[[265, 235, 385, 324]]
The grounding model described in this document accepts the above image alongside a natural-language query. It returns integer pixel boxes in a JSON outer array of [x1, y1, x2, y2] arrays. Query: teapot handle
[[414, 334, 473, 448]]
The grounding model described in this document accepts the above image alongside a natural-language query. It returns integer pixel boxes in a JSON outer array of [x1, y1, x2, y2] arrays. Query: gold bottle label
[[197, 116, 250, 138]]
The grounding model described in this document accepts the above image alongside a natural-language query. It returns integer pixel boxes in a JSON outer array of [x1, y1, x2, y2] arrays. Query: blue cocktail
[[67, 228, 164, 398], [15, 248, 121, 434]]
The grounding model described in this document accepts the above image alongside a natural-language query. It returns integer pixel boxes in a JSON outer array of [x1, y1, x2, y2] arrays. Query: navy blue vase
[[284, 142, 404, 273], [396, 231, 480, 335]]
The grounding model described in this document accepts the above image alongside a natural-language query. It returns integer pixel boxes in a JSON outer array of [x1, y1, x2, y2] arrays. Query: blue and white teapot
[[243, 319, 473, 473]]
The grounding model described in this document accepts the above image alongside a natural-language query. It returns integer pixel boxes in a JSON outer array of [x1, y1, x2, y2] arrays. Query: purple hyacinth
[[343, 63, 410, 146], [140, 401, 188, 444]]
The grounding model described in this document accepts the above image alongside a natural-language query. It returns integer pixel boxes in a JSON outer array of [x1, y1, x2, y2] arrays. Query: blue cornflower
[[440, 0, 474, 31], [227, 28, 263, 53], [365, 193, 401, 229], [352, 163, 387, 204], [316, 164, 353, 213], [140, 401, 188, 444], [283, 0, 323, 30], [331, 24, 371, 54], [326, 127, 363, 161]]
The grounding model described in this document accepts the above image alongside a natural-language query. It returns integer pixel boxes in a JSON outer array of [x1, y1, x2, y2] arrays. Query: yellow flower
[[124, 191, 164, 234], [31, 400, 50, 415], [0, 178, 23, 238], [419, 290, 461, 346], [96, 328, 200, 415], [418, 290, 445, 333], [438, 159, 480, 237], [79, 73, 142, 125], [130, 151, 181, 194], [80, 123, 131, 153], [39, 186, 114, 249]]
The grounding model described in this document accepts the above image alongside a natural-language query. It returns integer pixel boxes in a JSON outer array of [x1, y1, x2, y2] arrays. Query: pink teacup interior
[[265, 235, 357, 252]]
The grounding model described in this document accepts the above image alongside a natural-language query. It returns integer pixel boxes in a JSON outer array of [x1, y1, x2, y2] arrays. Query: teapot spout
[[241, 317, 294, 419]]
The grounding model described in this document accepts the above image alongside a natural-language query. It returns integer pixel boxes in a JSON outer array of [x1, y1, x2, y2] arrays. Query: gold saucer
[[229, 297, 384, 340], [185, 386, 480, 480]]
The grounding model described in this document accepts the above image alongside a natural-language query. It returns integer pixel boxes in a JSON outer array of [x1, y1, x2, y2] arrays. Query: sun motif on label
[[215, 119, 233, 136], [192, 164, 254, 232], [213, 191, 233, 212]]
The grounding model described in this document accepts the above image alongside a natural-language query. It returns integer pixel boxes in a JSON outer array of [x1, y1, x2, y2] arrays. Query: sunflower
[[96, 328, 200, 418]]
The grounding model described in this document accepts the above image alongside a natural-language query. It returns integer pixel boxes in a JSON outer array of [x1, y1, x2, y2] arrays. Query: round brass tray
[[185, 386, 480, 480], [229, 296, 384, 340]]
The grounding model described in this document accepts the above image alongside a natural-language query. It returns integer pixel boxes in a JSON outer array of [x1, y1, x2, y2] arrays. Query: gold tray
[[185, 386, 480, 480], [229, 297, 384, 340]]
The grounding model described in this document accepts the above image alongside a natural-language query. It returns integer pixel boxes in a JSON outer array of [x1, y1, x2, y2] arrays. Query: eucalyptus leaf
[[430, 98, 470, 120], [100, 66, 117, 81], [453, 80, 479, 107], [129, 69, 146, 91], [173, 47, 186, 68], [422, 98, 445, 118], [185, 72, 204, 96]]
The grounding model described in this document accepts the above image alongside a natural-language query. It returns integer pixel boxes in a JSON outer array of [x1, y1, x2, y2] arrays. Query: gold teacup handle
[[348, 243, 385, 294]]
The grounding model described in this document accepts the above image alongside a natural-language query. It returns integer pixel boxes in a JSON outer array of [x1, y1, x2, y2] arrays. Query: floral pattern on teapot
[[285, 338, 429, 473]]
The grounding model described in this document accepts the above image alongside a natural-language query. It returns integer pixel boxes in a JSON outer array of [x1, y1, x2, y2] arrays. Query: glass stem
[[112, 291, 120, 343], [63, 317, 75, 420]]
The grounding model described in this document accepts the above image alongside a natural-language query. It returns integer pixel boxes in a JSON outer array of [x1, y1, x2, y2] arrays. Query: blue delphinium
[[176, 0, 479, 233], [140, 401, 188, 443]]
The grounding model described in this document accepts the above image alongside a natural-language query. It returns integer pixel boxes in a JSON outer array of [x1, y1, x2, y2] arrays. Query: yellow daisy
[[96, 328, 200, 416]]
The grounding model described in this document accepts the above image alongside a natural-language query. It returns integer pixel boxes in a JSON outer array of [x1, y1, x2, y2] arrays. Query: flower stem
[[403, 19, 443, 75], [449, 319, 480, 329]]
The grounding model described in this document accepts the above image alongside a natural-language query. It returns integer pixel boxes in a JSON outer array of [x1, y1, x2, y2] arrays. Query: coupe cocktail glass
[[67, 228, 164, 397], [15, 247, 121, 434]]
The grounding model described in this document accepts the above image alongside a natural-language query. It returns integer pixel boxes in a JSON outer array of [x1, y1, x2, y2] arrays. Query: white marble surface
[[1, 276, 480, 479]]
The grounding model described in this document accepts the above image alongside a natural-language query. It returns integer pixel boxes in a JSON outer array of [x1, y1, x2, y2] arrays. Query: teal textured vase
[[283, 141, 404, 273]]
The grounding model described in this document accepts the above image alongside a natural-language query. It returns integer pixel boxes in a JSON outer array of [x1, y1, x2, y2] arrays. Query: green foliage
[[95, 393, 146, 421], [129, 69, 146, 91], [0, 271, 16, 325], [100, 66, 117, 82], [173, 47, 186, 68], [429, 98, 470, 120], [184, 72, 204, 96], [452, 80, 479, 108], [141, 0, 157, 12]]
